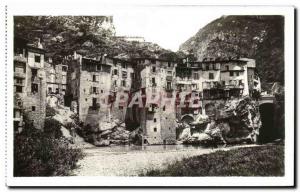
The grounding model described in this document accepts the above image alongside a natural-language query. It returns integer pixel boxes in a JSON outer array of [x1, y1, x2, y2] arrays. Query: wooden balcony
[[14, 72, 26, 79], [14, 55, 27, 63]]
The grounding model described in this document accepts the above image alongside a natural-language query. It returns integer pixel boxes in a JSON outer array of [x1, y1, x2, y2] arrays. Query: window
[[151, 60, 156, 64], [93, 87, 97, 94], [55, 88, 59, 94], [152, 66, 156, 73], [97, 65, 102, 71], [32, 106, 36, 111], [193, 72, 199, 80], [121, 63, 127, 68], [209, 73, 214, 79], [48, 87, 52, 93], [222, 81, 226, 86], [16, 78, 23, 84], [163, 106, 166, 111], [154, 128, 157, 132], [121, 80, 126, 87], [113, 69, 118, 75], [31, 83, 38, 93], [212, 64, 216, 70], [205, 65, 209, 70], [31, 69, 37, 78], [239, 80, 243, 85], [168, 62, 171, 68], [152, 78, 156, 85], [167, 81, 172, 90], [226, 65, 229, 71], [122, 71, 127, 79], [93, 75, 97, 82], [16, 86, 22, 93], [154, 118, 157, 123], [230, 71, 234, 76], [34, 55, 41, 63], [92, 98, 97, 109], [236, 72, 240, 76], [62, 66, 67, 72]]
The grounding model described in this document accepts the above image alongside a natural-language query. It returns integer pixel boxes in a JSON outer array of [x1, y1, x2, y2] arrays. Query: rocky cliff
[[179, 15, 284, 85]]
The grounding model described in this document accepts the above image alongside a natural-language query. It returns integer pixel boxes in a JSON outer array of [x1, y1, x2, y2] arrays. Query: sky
[[113, 8, 221, 51]]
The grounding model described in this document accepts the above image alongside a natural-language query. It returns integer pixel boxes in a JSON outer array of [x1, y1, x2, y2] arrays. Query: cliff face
[[179, 16, 284, 85], [14, 16, 174, 62]]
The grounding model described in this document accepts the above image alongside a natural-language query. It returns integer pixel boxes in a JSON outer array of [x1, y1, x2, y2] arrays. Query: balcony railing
[[224, 84, 244, 89], [29, 62, 42, 69], [14, 72, 26, 79], [202, 81, 221, 89], [14, 55, 27, 63], [202, 81, 244, 90], [166, 76, 173, 81]]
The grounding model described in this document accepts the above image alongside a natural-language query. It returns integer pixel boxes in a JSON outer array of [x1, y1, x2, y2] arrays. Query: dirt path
[[72, 144, 257, 176]]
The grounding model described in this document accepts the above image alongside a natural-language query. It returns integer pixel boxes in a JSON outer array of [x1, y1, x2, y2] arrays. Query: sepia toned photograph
[[6, 3, 295, 187]]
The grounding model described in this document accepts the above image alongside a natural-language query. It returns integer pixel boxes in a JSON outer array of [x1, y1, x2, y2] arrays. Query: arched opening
[[181, 115, 194, 124], [258, 103, 276, 143], [143, 139, 148, 145]]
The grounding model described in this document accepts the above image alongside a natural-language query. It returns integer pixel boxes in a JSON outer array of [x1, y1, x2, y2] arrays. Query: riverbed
[[72, 144, 257, 176]]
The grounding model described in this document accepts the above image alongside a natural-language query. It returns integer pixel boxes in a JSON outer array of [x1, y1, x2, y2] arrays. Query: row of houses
[[13, 37, 261, 145]]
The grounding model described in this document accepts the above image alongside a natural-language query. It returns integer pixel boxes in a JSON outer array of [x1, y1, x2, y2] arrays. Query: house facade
[[14, 37, 46, 131], [66, 52, 135, 134]]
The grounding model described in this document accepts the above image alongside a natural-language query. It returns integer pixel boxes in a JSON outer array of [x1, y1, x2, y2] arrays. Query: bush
[[141, 145, 284, 176], [14, 116, 84, 176], [46, 105, 56, 117], [44, 118, 63, 138]]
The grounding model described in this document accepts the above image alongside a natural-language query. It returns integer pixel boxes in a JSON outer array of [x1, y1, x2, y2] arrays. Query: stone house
[[65, 52, 135, 134], [129, 58, 178, 145], [61, 50, 260, 145], [45, 58, 68, 96], [14, 37, 46, 131]]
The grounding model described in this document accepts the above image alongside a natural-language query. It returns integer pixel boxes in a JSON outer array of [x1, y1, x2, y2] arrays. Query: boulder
[[181, 96, 261, 145], [178, 127, 191, 140]]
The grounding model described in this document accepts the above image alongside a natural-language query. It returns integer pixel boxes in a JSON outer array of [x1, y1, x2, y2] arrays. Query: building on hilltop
[[14, 37, 46, 132]]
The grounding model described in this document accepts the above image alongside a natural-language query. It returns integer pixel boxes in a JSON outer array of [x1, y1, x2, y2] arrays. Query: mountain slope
[[179, 16, 284, 84]]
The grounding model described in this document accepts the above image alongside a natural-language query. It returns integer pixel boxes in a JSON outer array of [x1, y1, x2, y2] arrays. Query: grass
[[141, 145, 284, 176]]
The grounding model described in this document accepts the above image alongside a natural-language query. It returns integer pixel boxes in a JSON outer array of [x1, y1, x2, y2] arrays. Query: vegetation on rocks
[[141, 145, 284, 176], [14, 16, 178, 62], [14, 115, 84, 176]]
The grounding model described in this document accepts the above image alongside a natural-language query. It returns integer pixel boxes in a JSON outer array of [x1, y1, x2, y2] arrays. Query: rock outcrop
[[181, 96, 261, 145]]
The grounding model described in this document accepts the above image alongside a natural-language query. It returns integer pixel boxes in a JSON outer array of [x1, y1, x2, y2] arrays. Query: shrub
[[44, 118, 63, 138], [46, 105, 56, 117], [141, 145, 284, 176], [14, 115, 84, 176]]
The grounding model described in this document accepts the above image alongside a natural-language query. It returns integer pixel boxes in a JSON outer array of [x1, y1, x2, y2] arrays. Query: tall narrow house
[[14, 37, 46, 131]]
